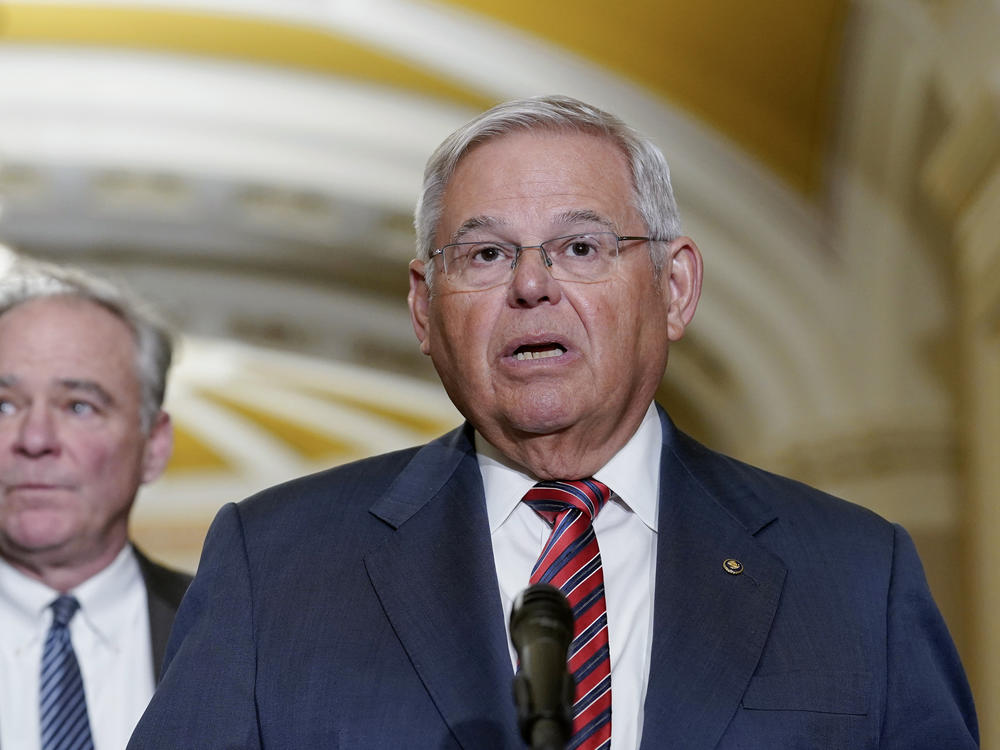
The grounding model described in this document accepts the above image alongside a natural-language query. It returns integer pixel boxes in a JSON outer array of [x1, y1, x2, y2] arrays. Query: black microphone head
[[510, 584, 575, 748], [510, 583, 573, 647]]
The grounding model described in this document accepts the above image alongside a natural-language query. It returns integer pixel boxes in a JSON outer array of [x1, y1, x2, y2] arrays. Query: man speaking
[[128, 96, 978, 749]]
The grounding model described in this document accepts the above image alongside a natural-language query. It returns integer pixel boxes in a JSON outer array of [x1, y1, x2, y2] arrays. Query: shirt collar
[[477, 402, 662, 533], [73, 544, 143, 645], [0, 555, 58, 646], [0, 544, 142, 651]]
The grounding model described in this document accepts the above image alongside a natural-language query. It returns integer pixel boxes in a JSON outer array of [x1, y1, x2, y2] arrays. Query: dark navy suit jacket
[[128, 408, 978, 748]]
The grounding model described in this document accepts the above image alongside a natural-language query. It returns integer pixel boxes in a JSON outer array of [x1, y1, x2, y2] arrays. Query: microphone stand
[[513, 669, 573, 750]]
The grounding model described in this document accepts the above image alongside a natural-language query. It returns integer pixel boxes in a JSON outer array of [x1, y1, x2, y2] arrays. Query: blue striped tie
[[40, 595, 94, 750]]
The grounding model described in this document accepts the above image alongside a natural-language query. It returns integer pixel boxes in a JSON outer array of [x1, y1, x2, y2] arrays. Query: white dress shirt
[[0, 545, 155, 750], [478, 402, 661, 750]]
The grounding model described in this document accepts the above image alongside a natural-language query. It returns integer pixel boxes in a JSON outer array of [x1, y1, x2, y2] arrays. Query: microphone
[[510, 583, 575, 750]]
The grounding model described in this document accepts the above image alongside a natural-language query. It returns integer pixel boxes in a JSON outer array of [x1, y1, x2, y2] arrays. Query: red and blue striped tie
[[522, 479, 612, 750]]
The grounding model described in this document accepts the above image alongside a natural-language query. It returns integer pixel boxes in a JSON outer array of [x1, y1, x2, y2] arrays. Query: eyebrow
[[0, 376, 116, 407], [553, 209, 617, 231], [56, 379, 115, 407], [449, 210, 617, 245], [450, 216, 509, 244]]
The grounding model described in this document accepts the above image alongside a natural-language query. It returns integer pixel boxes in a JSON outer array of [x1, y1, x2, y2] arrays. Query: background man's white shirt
[[0, 545, 155, 750]]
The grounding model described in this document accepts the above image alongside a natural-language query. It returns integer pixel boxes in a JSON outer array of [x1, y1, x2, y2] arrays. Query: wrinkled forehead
[[0, 294, 137, 344], [0, 296, 141, 384], [439, 129, 641, 241], [446, 126, 637, 201]]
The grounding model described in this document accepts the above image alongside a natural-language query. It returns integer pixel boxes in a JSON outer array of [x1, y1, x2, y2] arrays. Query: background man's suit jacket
[[129, 407, 978, 749], [133, 546, 192, 678]]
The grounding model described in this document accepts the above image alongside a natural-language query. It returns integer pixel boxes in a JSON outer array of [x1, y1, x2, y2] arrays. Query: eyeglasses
[[429, 232, 658, 291]]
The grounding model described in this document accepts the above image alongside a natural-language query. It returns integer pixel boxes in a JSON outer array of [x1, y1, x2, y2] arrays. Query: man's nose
[[14, 405, 60, 457], [507, 246, 562, 307]]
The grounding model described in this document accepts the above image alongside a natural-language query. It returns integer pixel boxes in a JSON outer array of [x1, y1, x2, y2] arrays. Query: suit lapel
[[363, 428, 521, 750], [133, 545, 192, 679], [639, 412, 786, 750]]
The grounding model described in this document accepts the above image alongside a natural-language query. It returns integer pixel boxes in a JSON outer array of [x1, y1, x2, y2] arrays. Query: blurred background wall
[[1, 0, 997, 741]]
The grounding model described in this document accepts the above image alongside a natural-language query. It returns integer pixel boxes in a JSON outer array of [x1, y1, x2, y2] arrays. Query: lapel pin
[[723, 558, 744, 575]]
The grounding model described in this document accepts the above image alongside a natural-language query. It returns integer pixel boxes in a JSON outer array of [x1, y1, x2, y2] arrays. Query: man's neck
[[0, 536, 129, 593], [479, 401, 652, 480]]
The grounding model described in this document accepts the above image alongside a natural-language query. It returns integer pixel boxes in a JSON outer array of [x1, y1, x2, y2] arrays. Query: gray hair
[[0, 259, 174, 432], [414, 94, 683, 284]]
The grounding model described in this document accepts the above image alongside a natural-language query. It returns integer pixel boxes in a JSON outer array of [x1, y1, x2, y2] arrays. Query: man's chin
[[501, 405, 582, 439], [2, 511, 78, 554]]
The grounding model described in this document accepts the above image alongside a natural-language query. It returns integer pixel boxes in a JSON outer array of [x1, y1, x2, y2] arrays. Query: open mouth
[[513, 343, 567, 361]]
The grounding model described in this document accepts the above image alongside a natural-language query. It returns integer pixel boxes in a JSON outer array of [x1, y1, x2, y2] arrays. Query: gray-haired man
[[0, 260, 191, 749], [130, 95, 976, 749]]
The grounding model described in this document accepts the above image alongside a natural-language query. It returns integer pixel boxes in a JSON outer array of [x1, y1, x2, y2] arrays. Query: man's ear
[[141, 410, 174, 484], [408, 259, 433, 356], [663, 236, 703, 342]]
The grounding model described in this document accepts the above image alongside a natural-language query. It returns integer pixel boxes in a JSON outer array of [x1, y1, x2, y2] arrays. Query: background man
[[0, 260, 191, 749], [129, 96, 977, 749]]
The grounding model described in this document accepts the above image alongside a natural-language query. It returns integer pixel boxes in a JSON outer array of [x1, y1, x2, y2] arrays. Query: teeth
[[515, 348, 564, 361]]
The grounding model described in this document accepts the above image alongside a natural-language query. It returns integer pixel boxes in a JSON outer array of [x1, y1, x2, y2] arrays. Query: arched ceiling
[[435, 0, 847, 194], [0, 0, 848, 193], [1, 0, 988, 504]]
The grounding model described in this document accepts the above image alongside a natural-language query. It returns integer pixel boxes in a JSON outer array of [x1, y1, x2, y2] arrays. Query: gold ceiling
[[1, 1, 848, 193], [436, 0, 849, 193]]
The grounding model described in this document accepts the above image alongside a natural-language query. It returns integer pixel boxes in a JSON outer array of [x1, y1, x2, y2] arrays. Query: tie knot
[[49, 595, 80, 628], [522, 478, 611, 523]]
